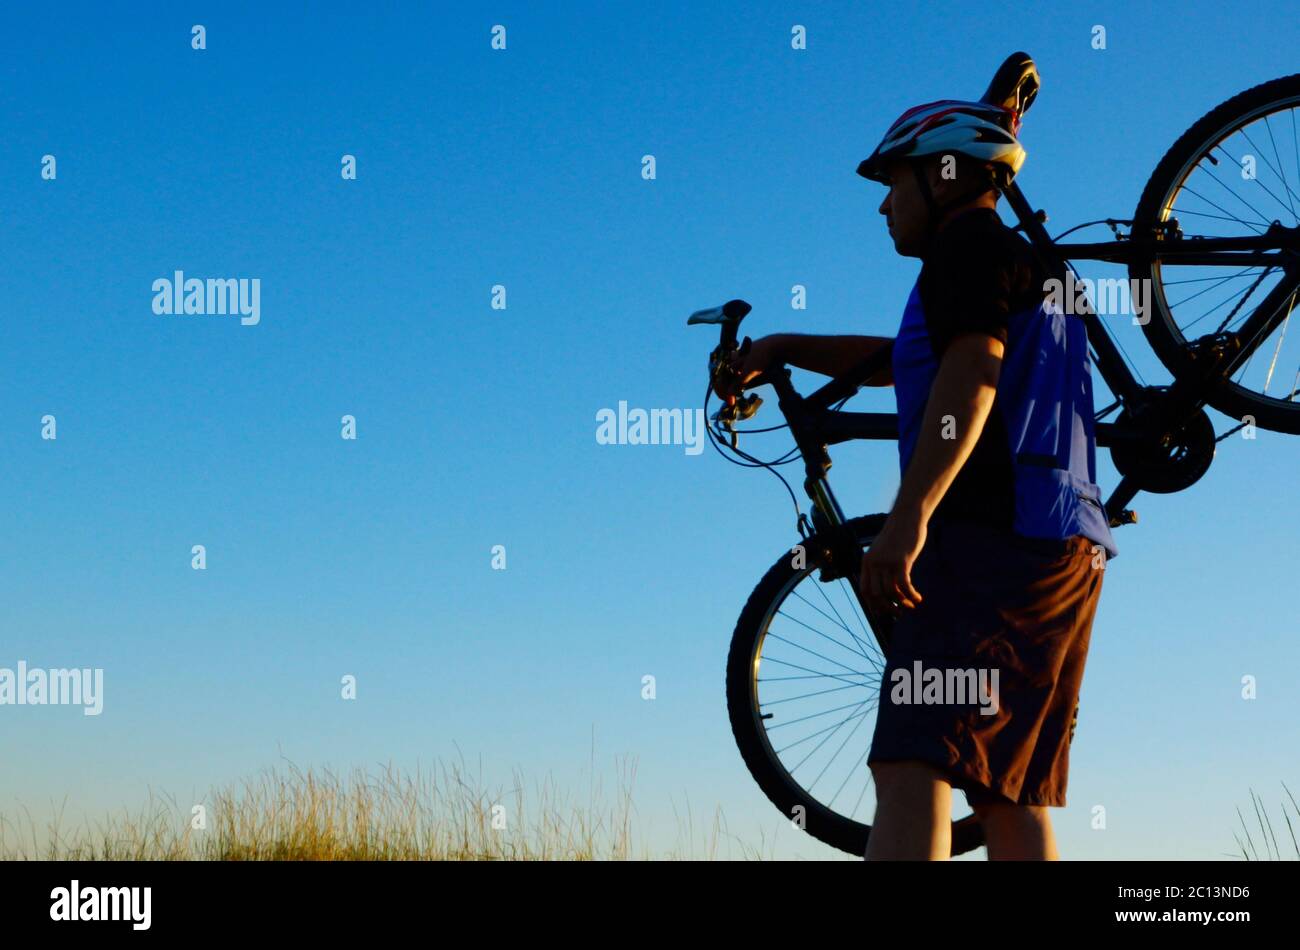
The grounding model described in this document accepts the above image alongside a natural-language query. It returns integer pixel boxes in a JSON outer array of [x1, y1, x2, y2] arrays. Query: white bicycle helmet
[[857, 99, 1026, 188]]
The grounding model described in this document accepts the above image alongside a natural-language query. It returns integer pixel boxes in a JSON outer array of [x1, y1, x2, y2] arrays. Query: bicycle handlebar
[[687, 298, 899, 448], [687, 299, 762, 444]]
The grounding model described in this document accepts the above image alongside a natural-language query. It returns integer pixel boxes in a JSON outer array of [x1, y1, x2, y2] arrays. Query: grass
[[0, 755, 771, 861], [10, 763, 1296, 860], [1229, 782, 1300, 860]]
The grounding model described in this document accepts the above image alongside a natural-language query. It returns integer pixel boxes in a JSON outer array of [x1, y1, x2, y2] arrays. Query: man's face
[[876, 159, 933, 258], [877, 156, 997, 256]]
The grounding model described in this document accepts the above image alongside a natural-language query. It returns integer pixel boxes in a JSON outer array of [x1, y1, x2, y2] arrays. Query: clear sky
[[3, 0, 1299, 860]]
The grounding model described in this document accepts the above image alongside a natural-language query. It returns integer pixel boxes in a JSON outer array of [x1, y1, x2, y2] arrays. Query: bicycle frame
[[754, 179, 1300, 537]]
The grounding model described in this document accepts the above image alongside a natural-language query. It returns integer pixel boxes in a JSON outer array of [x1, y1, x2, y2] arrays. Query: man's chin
[[890, 234, 921, 258]]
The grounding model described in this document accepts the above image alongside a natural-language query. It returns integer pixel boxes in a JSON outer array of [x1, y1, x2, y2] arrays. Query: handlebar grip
[[718, 299, 752, 350]]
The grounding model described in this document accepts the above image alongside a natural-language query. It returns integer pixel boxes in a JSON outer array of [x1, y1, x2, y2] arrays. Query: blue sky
[[3, 0, 1299, 860]]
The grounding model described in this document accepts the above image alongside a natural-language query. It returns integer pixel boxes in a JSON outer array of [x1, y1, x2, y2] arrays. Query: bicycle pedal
[[1109, 508, 1139, 527]]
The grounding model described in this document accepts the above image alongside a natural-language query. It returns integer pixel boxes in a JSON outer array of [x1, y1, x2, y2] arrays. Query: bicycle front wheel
[[725, 514, 985, 858], [1131, 72, 1300, 433]]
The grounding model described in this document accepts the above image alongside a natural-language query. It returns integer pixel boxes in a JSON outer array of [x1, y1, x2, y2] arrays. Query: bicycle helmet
[[856, 99, 1026, 189]]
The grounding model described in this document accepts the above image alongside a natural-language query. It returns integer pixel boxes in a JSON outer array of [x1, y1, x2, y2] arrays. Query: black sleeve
[[919, 220, 1022, 359]]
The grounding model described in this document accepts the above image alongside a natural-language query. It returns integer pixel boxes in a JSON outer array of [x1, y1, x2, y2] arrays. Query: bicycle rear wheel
[[725, 514, 984, 857], [1131, 73, 1300, 433]]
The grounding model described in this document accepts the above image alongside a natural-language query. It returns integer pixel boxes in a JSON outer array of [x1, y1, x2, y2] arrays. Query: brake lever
[[733, 393, 762, 421], [712, 392, 763, 449], [707, 331, 760, 449]]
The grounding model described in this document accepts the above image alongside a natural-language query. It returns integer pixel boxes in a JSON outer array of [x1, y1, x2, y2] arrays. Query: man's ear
[[941, 154, 959, 183], [933, 156, 999, 200], [926, 154, 961, 196]]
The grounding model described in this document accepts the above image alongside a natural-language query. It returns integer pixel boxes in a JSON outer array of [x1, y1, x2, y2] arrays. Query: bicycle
[[689, 52, 1300, 857]]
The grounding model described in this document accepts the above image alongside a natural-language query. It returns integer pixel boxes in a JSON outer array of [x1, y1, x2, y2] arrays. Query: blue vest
[[892, 280, 1119, 560]]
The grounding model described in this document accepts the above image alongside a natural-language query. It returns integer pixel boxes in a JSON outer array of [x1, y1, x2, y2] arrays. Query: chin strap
[[910, 162, 999, 253]]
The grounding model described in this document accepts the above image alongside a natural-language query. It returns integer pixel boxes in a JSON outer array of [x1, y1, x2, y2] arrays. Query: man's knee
[[971, 800, 1048, 823], [870, 760, 949, 801]]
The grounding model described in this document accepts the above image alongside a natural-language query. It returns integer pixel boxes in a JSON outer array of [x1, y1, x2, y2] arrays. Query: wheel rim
[[747, 561, 890, 834], [1141, 92, 1300, 422]]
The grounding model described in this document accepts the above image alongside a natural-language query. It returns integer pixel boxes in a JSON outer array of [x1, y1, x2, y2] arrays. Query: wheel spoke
[[1166, 206, 1270, 229], [764, 697, 880, 732], [757, 653, 871, 690], [787, 587, 876, 663], [1161, 265, 1261, 287], [781, 703, 874, 773], [1189, 162, 1272, 230], [768, 613, 873, 673], [1258, 287, 1297, 395], [1165, 266, 1265, 313], [1211, 267, 1275, 335], [760, 678, 882, 707], [835, 575, 885, 671], [1238, 125, 1300, 220], [1263, 113, 1298, 221], [812, 705, 877, 810]]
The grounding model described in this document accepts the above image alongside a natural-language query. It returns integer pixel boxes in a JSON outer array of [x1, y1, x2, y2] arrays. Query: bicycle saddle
[[980, 51, 1040, 123]]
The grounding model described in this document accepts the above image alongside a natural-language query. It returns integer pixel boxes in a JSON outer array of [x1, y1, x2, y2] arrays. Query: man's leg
[[971, 801, 1059, 860], [864, 760, 952, 860]]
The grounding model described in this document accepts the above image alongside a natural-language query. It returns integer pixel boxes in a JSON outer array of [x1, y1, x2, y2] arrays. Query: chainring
[[1109, 406, 1217, 494]]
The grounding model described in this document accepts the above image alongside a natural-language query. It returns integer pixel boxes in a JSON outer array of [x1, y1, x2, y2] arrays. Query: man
[[723, 99, 1118, 860]]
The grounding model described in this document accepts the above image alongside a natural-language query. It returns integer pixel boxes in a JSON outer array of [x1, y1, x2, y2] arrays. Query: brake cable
[[701, 378, 855, 528]]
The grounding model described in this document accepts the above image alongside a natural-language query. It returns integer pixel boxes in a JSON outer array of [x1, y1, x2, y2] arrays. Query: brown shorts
[[866, 517, 1106, 807]]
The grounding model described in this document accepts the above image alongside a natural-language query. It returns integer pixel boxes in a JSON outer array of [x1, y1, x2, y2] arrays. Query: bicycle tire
[[1131, 72, 1300, 433], [725, 514, 985, 857]]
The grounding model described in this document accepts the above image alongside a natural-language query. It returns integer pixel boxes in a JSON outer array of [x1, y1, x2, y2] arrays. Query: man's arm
[[891, 331, 1004, 523], [857, 330, 1004, 614], [748, 334, 894, 385]]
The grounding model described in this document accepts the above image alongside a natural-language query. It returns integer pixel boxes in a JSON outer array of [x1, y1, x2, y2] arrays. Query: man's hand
[[859, 506, 927, 619], [713, 335, 780, 400], [711, 333, 895, 396]]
